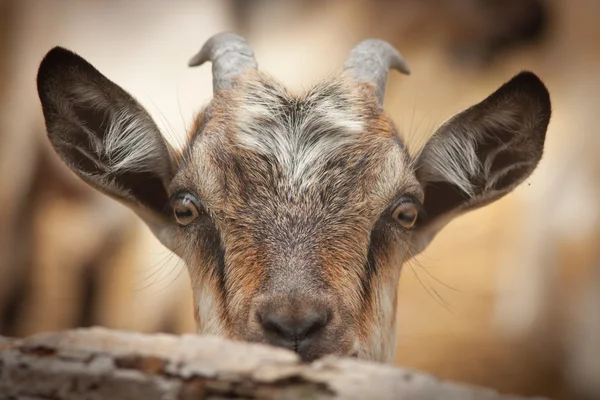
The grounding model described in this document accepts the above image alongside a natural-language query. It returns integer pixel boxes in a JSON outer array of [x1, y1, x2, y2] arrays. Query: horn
[[188, 32, 258, 92], [343, 39, 410, 105]]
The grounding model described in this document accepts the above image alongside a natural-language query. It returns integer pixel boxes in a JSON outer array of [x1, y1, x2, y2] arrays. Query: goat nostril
[[258, 310, 329, 348], [302, 313, 328, 339], [261, 316, 287, 338]]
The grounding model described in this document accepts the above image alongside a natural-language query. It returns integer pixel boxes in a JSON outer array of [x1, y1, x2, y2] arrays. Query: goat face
[[36, 33, 551, 362]]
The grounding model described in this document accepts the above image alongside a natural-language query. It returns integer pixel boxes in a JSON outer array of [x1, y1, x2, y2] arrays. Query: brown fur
[[172, 71, 419, 360], [36, 44, 550, 363]]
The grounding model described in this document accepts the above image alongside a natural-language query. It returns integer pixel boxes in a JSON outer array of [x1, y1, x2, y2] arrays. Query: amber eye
[[173, 194, 202, 226], [391, 199, 419, 229]]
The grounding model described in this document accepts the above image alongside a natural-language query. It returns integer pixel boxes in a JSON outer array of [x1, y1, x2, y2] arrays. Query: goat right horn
[[343, 39, 410, 105], [188, 32, 258, 92]]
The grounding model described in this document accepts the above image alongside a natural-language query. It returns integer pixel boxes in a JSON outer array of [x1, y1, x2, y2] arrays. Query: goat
[[36, 32, 551, 362]]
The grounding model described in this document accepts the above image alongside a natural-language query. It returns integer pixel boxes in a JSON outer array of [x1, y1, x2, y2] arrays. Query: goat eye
[[391, 200, 418, 229], [173, 194, 202, 225]]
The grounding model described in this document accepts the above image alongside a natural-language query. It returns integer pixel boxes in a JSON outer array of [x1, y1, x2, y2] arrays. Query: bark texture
[[0, 328, 548, 399]]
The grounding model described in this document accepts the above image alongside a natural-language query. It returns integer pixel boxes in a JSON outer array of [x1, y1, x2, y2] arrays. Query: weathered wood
[[0, 328, 548, 400]]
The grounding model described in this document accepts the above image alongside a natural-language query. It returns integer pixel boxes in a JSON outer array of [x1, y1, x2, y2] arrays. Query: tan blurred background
[[1, 0, 599, 399]]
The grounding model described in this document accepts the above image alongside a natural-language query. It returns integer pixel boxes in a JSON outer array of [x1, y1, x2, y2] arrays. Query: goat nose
[[257, 309, 329, 354]]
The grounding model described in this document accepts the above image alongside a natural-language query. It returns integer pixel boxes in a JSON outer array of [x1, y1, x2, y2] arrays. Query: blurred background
[[0, 0, 599, 398]]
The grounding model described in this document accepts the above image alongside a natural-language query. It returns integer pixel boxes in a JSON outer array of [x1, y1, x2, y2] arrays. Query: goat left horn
[[343, 39, 410, 105], [188, 32, 258, 92]]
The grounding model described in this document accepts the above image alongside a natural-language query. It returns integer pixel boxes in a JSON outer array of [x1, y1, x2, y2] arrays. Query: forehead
[[174, 71, 418, 214]]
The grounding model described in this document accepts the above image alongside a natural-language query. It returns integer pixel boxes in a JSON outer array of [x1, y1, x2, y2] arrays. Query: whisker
[[407, 262, 453, 312], [147, 98, 176, 138], [139, 254, 184, 294], [133, 241, 185, 291], [407, 95, 418, 145], [409, 255, 459, 292], [152, 256, 188, 294], [175, 83, 189, 146], [133, 250, 177, 288], [413, 260, 455, 314], [404, 242, 456, 313]]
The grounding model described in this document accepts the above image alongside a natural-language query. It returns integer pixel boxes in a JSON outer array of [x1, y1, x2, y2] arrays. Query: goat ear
[[37, 47, 179, 250], [409, 72, 551, 255]]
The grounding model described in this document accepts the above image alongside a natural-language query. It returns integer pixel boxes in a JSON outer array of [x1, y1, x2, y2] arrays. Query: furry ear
[[410, 71, 551, 255], [37, 47, 179, 250]]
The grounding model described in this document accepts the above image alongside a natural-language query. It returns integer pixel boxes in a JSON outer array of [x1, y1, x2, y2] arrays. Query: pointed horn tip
[[188, 43, 210, 67], [385, 43, 411, 75], [395, 63, 411, 75], [345, 38, 411, 75], [187, 55, 206, 67], [187, 32, 251, 68]]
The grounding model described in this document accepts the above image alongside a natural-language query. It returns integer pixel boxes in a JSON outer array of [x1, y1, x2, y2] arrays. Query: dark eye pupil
[[175, 208, 193, 218], [392, 200, 419, 229], [398, 211, 416, 223], [173, 195, 201, 225]]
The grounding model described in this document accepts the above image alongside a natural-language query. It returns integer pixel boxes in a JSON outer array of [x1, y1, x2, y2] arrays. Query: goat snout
[[257, 307, 329, 353], [253, 295, 336, 361]]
